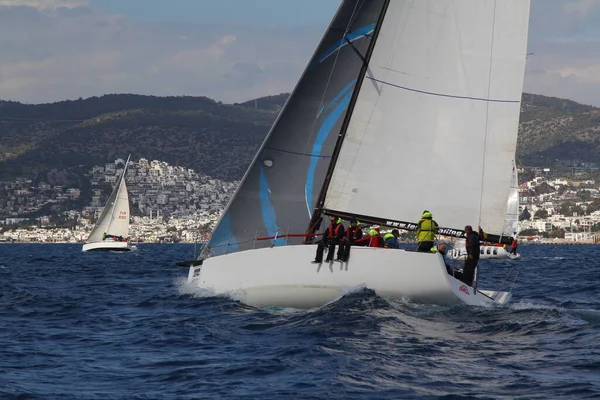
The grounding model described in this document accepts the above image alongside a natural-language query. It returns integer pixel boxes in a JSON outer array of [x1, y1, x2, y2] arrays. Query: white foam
[[175, 276, 215, 298], [510, 301, 563, 311], [339, 283, 367, 296]]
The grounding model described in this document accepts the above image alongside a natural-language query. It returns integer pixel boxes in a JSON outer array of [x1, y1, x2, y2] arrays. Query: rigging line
[[365, 77, 520, 103], [263, 146, 331, 159], [305, 0, 363, 221], [478, 1, 498, 230], [314, 0, 362, 121]]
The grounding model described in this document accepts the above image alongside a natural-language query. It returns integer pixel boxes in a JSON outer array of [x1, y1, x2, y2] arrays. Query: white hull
[[82, 241, 134, 252], [188, 245, 511, 309], [449, 245, 520, 261]]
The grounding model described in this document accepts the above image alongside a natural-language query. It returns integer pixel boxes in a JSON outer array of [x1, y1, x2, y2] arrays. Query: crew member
[[383, 229, 400, 249], [340, 218, 363, 262], [416, 210, 438, 252], [312, 216, 345, 263]]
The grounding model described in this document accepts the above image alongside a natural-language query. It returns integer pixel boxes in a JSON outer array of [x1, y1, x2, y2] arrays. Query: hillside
[[518, 94, 600, 165], [0, 94, 283, 181], [1, 92, 599, 183]]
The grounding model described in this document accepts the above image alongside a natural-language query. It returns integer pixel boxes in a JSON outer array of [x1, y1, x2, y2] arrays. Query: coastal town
[[0, 158, 238, 244], [1, 158, 600, 244]]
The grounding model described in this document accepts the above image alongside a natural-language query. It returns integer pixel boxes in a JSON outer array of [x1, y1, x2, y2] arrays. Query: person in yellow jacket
[[416, 210, 438, 252]]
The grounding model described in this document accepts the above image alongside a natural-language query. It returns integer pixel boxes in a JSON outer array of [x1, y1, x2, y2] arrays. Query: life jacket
[[327, 223, 342, 239], [370, 235, 383, 248], [416, 217, 438, 242], [346, 225, 362, 241], [367, 229, 383, 247]]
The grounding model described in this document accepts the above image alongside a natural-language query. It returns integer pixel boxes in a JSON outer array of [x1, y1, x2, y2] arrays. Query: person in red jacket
[[369, 227, 384, 247], [510, 239, 518, 255], [356, 226, 384, 247], [339, 218, 363, 262], [312, 216, 345, 263]]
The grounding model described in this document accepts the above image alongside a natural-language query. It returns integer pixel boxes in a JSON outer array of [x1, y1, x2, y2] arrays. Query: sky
[[0, 0, 600, 106]]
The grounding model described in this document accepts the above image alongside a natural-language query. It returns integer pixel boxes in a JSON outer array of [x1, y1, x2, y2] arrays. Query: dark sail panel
[[205, 0, 386, 257]]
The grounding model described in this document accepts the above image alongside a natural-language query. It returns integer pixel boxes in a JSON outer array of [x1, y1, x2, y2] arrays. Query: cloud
[[563, 0, 600, 19], [524, 0, 600, 106], [1, 0, 600, 106], [0, 2, 321, 104], [0, 0, 90, 10]]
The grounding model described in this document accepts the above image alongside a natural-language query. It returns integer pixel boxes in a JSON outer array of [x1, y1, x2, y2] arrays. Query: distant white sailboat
[[82, 155, 134, 252], [185, 0, 530, 308]]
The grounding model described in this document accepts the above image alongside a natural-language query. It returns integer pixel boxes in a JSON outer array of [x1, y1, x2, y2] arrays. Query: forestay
[[323, 0, 530, 235], [203, 0, 387, 257]]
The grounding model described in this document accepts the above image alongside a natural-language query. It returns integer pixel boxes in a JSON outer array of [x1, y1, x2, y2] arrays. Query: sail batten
[[322, 0, 530, 236]]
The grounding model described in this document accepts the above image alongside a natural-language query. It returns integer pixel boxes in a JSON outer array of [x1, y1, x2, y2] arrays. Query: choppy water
[[1, 243, 599, 399]]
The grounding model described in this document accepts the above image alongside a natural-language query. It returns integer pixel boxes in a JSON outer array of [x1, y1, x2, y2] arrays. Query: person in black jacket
[[461, 225, 480, 286], [312, 216, 345, 263], [339, 218, 363, 262]]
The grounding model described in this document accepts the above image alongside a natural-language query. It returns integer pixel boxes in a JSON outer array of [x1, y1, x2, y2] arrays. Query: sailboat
[[82, 155, 134, 252], [450, 164, 521, 260], [186, 0, 530, 308]]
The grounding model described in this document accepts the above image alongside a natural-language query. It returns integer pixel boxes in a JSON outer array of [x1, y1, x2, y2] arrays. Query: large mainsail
[[86, 157, 131, 243], [204, 0, 387, 257], [323, 0, 530, 236]]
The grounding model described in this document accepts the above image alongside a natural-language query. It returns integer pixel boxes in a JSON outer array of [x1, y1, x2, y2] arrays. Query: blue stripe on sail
[[317, 24, 375, 65], [321, 79, 355, 116], [305, 80, 356, 216], [208, 213, 238, 256], [259, 167, 286, 247]]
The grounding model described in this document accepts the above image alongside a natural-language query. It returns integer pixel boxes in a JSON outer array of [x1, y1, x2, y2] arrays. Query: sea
[[1, 243, 599, 400]]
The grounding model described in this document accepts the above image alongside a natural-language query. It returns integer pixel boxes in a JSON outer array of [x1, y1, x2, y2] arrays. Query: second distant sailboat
[[82, 155, 134, 252]]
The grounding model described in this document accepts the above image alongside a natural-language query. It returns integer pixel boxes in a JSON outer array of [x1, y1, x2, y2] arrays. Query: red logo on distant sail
[[459, 285, 470, 295]]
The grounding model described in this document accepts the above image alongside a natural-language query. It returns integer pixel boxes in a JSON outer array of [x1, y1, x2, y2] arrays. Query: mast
[[306, 0, 391, 238]]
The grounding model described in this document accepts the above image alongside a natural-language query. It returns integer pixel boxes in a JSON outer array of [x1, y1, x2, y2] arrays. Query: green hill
[[0, 94, 281, 181], [518, 94, 600, 165], [1, 92, 599, 183]]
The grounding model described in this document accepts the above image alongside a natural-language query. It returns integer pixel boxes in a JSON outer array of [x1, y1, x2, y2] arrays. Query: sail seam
[[365, 76, 520, 103]]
